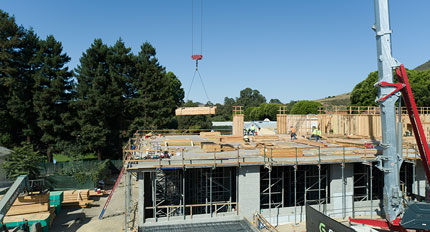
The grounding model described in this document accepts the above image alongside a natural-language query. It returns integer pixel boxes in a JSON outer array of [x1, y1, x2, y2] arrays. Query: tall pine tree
[[106, 39, 136, 151], [33, 35, 73, 161], [129, 42, 184, 132], [0, 10, 26, 146], [74, 39, 111, 160]]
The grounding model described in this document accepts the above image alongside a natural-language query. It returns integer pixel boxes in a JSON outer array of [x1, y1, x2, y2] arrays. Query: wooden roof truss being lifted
[[175, 106, 216, 116]]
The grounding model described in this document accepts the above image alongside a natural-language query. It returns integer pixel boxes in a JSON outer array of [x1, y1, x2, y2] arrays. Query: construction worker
[[310, 126, 317, 141], [316, 128, 322, 142], [290, 126, 296, 140], [251, 124, 256, 136]]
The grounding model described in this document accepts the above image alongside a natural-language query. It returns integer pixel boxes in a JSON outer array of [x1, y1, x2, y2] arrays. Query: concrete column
[[415, 161, 427, 196], [330, 163, 354, 218], [238, 165, 260, 219], [138, 172, 144, 232]]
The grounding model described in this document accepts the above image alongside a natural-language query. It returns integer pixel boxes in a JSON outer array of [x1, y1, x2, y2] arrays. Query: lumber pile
[[201, 142, 221, 152], [201, 142, 237, 152], [199, 131, 221, 137], [61, 190, 93, 208], [326, 138, 378, 148], [219, 136, 243, 143], [259, 147, 303, 157], [3, 207, 55, 230], [164, 139, 195, 146], [3, 193, 56, 231], [241, 143, 256, 150], [252, 135, 279, 142], [221, 143, 236, 151], [5, 194, 50, 216], [175, 106, 216, 116], [294, 138, 328, 148]]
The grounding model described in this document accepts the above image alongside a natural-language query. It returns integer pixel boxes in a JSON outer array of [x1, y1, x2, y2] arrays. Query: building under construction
[[123, 106, 429, 232]]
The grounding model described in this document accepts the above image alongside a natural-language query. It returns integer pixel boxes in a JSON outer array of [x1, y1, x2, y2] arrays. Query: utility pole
[[373, 0, 403, 222]]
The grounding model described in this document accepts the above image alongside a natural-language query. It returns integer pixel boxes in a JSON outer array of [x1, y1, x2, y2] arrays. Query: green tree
[[2, 142, 42, 179], [350, 71, 378, 106], [74, 39, 112, 160], [0, 10, 26, 146], [269, 98, 282, 104], [0, 10, 41, 146], [350, 69, 430, 106], [33, 35, 73, 161], [212, 97, 236, 121], [129, 42, 184, 131], [245, 103, 282, 121], [236, 88, 266, 109], [105, 39, 136, 151], [290, 100, 322, 114]]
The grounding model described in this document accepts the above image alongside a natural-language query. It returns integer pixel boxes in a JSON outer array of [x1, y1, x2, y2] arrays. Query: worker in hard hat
[[316, 128, 322, 142], [250, 124, 256, 136], [290, 126, 296, 140], [310, 126, 317, 141]]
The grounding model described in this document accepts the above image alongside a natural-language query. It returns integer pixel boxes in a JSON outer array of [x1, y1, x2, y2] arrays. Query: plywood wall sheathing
[[233, 114, 244, 136]]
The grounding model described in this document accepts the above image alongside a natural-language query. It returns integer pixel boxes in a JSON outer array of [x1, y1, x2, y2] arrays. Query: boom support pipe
[[374, 0, 402, 221]]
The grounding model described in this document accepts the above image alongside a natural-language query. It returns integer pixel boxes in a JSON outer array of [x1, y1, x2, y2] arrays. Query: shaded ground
[[50, 174, 137, 232]]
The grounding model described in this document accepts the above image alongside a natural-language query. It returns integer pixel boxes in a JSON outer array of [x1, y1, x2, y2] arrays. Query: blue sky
[[2, 1, 429, 104]]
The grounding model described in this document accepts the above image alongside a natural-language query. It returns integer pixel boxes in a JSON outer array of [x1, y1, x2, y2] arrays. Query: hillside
[[414, 60, 430, 71], [315, 92, 351, 106]]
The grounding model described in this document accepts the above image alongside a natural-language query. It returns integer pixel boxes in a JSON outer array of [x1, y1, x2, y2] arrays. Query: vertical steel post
[[318, 147, 321, 212], [153, 172, 157, 222], [412, 160, 416, 195], [124, 170, 129, 232], [294, 147, 298, 224], [210, 168, 213, 217], [342, 147, 346, 218], [183, 169, 186, 219], [370, 162, 374, 219], [374, 0, 403, 221], [127, 171, 131, 229], [282, 169, 285, 207], [269, 168, 272, 222]]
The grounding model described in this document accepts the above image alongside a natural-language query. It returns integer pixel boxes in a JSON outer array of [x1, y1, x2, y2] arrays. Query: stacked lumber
[[252, 135, 279, 142], [175, 106, 216, 115], [164, 139, 195, 146], [62, 190, 93, 208], [241, 143, 256, 150], [221, 143, 236, 151], [199, 131, 221, 137], [201, 142, 221, 153], [3, 193, 55, 231], [5, 194, 50, 216], [294, 138, 328, 148], [219, 136, 243, 143], [3, 207, 55, 230], [201, 142, 237, 152], [326, 138, 378, 148], [259, 147, 304, 157]]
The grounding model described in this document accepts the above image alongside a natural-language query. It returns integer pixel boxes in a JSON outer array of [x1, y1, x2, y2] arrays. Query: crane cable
[[186, 0, 210, 104]]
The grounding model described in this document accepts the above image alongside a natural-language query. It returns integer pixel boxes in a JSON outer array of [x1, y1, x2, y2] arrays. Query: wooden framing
[[276, 114, 318, 136], [232, 106, 244, 136], [175, 106, 216, 116], [319, 110, 430, 138]]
